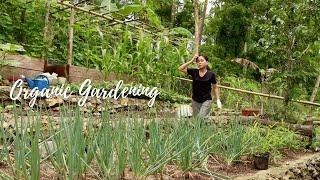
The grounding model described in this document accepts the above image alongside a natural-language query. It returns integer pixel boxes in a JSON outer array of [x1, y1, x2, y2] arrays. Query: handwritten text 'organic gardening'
[[9, 79, 160, 107]]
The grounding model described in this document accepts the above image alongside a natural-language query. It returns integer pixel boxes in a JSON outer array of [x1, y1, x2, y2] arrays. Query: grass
[[0, 105, 309, 179], [311, 127, 320, 150]]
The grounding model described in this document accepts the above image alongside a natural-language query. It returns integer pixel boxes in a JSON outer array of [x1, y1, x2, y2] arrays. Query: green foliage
[[311, 127, 320, 151], [206, 119, 306, 165], [117, 4, 163, 28], [220, 76, 261, 109], [169, 27, 193, 38], [175, 0, 195, 33], [0, 43, 25, 52], [0, 0, 46, 57], [218, 120, 256, 165], [203, 0, 319, 110], [215, 4, 251, 57], [253, 125, 306, 159], [251, 0, 320, 103]]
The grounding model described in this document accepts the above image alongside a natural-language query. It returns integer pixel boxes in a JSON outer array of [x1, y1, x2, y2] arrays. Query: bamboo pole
[[171, 75, 320, 107]]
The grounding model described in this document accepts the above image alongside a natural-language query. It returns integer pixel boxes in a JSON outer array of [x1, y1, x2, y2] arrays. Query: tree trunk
[[198, 0, 208, 45], [171, 1, 177, 28], [284, 36, 295, 105], [43, 0, 51, 65], [67, 3, 75, 66], [194, 0, 200, 56], [18, 8, 27, 43], [310, 75, 320, 102], [194, 0, 208, 55]]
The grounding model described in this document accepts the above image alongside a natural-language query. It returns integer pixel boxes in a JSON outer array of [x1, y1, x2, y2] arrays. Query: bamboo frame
[[84, 1, 161, 32], [56, 1, 186, 45], [172, 75, 320, 107], [57, 1, 158, 36]]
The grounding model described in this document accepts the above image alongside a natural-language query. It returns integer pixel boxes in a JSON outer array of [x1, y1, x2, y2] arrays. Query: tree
[[252, 0, 320, 104], [175, 0, 195, 33], [205, 0, 253, 58], [194, 0, 208, 55]]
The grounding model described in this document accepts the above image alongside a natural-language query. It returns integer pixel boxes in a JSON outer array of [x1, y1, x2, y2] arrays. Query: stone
[[45, 96, 64, 107], [58, 77, 67, 84], [4, 105, 14, 111], [39, 141, 56, 158], [93, 112, 101, 116], [2, 80, 10, 86], [120, 98, 129, 106]]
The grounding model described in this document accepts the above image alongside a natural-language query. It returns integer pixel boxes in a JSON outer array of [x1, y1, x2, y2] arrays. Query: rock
[[90, 98, 101, 104], [120, 98, 129, 106], [96, 105, 102, 112], [58, 77, 67, 84], [2, 121, 10, 129], [67, 95, 80, 104], [84, 102, 94, 109], [80, 107, 90, 112], [114, 104, 122, 109], [45, 96, 64, 107], [93, 112, 101, 116], [51, 79, 58, 85], [2, 80, 9, 86], [39, 141, 56, 158], [4, 105, 15, 111], [279, 156, 320, 180]]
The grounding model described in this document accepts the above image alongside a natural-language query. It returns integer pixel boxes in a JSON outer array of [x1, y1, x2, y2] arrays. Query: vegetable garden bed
[[0, 104, 317, 179]]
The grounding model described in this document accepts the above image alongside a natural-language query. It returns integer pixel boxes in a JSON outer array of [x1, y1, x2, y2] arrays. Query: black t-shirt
[[187, 68, 217, 103]]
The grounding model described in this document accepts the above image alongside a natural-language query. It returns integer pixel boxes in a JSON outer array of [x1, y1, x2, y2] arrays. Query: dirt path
[[233, 152, 320, 180]]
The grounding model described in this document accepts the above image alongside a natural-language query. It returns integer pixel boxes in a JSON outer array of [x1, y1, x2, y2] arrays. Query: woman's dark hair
[[196, 55, 211, 70], [196, 55, 209, 62]]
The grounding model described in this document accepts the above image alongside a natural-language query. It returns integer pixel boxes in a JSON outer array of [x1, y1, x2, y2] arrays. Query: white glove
[[217, 99, 222, 109]]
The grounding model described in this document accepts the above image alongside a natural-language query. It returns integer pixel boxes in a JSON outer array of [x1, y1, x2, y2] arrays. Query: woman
[[178, 55, 221, 118]]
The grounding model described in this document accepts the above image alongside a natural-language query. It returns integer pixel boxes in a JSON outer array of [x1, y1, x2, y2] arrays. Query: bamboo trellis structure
[[57, 1, 158, 36], [45, 0, 186, 66]]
